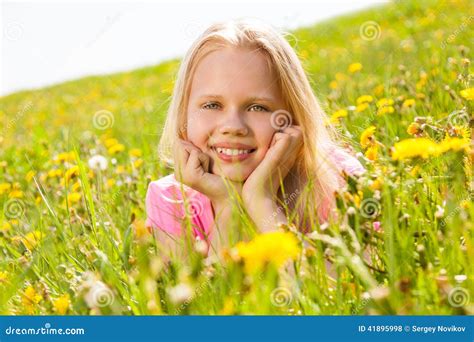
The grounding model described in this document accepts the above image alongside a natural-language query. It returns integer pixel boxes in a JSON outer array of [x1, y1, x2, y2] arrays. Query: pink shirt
[[145, 147, 364, 240]]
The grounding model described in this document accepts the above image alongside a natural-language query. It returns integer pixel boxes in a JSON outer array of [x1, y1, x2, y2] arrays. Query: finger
[[280, 125, 302, 138], [180, 140, 202, 153], [174, 140, 190, 180], [197, 152, 210, 172], [187, 149, 204, 174]]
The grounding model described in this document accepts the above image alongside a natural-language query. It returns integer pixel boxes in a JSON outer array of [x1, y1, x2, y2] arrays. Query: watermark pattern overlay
[[448, 287, 470, 308], [92, 110, 115, 130], [4, 198, 26, 219], [359, 21, 381, 41], [270, 287, 293, 307]]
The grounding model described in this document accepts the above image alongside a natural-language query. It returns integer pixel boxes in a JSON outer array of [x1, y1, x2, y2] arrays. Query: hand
[[241, 126, 303, 230], [174, 139, 241, 202], [242, 125, 303, 201]]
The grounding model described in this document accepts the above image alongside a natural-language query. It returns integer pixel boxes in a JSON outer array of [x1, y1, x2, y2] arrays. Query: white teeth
[[214, 147, 252, 156]]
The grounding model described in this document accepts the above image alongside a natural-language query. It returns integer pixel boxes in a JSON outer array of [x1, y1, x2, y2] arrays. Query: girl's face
[[186, 46, 287, 182]]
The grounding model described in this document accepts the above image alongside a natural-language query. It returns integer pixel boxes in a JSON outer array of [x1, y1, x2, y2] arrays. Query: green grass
[[0, 0, 472, 315]]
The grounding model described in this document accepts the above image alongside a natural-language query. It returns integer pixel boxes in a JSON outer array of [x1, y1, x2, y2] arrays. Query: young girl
[[146, 19, 364, 257]]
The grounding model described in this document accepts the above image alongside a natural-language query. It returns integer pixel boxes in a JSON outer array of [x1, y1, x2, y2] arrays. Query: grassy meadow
[[0, 0, 473, 315]]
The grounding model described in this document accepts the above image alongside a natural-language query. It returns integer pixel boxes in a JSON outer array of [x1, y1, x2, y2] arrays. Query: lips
[[210, 142, 256, 162]]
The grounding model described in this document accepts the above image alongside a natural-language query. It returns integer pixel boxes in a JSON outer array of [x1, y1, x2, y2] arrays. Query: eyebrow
[[197, 94, 276, 103]]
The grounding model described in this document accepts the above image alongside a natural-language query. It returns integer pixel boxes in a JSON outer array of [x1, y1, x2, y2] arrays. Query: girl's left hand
[[241, 125, 303, 227]]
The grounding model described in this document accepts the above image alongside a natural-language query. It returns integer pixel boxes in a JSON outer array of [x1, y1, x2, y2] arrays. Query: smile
[[211, 146, 256, 162]]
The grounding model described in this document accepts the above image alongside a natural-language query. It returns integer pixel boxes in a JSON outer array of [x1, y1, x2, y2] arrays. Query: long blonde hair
[[159, 19, 342, 227]]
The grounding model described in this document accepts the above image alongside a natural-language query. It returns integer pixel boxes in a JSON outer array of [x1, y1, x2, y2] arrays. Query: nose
[[218, 109, 249, 136]]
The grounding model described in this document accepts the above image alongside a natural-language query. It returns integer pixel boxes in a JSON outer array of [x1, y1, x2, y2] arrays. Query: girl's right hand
[[174, 139, 240, 202]]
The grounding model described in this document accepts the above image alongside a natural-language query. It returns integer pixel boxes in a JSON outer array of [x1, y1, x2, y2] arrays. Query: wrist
[[245, 196, 288, 232]]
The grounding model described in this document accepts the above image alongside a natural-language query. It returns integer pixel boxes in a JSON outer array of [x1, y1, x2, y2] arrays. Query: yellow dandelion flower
[[25, 171, 36, 182], [108, 144, 125, 155], [22, 231, 44, 250], [22, 285, 42, 313], [374, 84, 384, 96], [329, 109, 348, 124], [356, 95, 373, 105], [402, 99, 416, 108], [66, 192, 82, 206], [365, 145, 378, 161], [407, 122, 420, 135], [0, 271, 7, 283], [104, 138, 119, 148], [360, 126, 376, 148], [219, 298, 235, 315], [48, 169, 63, 179], [0, 183, 12, 195], [8, 190, 23, 199], [356, 103, 369, 113], [235, 231, 300, 274], [329, 80, 338, 89], [116, 165, 126, 174], [106, 179, 116, 188], [64, 166, 79, 182], [53, 294, 70, 314], [348, 62, 363, 73], [370, 178, 383, 191], [460, 88, 474, 101], [353, 192, 363, 208], [129, 148, 143, 158], [376, 98, 394, 108], [377, 106, 395, 116], [72, 181, 81, 192], [410, 165, 421, 177], [391, 138, 439, 160], [54, 152, 75, 164], [438, 136, 470, 153], [1, 221, 12, 232], [133, 159, 144, 169], [133, 219, 149, 239]]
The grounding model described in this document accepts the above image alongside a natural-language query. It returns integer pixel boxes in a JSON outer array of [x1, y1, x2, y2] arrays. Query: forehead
[[189, 46, 279, 98]]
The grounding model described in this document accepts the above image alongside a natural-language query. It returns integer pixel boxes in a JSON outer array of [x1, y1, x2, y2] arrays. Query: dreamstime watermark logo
[[174, 279, 211, 314], [4, 322, 85, 336], [4, 21, 24, 41], [359, 198, 381, 218], [441, 16, 473, 49], [270, 110, 293, 131], [185, 197, 204, 218], [448, 287, 470, 308], [3, 101, 33, 134], [92, 110, 115, 130], [270, 287, 293, 307], [359, 21, 381, 41], [447, 109, 470, 127], [4, 198, 26, 219], [86, 281, 114, 308]]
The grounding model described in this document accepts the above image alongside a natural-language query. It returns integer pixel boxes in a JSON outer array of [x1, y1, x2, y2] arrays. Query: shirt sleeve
[[145, 181, 185, 236], [332, 147, 365, 177]]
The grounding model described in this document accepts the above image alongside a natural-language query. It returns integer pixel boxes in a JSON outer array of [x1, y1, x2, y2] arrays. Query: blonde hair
[[159, 19, 343, 227]]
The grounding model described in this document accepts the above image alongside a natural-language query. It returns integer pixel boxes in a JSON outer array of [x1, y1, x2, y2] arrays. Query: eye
[[202, 102, 221, 110], [248, 104, 269, 112]]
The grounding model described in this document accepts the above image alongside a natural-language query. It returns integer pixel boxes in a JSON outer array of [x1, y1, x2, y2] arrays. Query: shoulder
[[146, 174, 196, 201], [328, 145, 365, 177], [145, 174, 213, 239]]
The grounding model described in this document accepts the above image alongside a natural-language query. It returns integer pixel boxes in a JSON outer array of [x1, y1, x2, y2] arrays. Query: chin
[[212, 166, 252, 183]]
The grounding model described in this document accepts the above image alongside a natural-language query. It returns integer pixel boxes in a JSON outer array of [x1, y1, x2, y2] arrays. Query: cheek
[[186, 119, 212, 149]]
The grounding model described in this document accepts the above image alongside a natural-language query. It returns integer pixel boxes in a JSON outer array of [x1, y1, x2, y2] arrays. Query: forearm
[[209, 198, 234, 253], [246, 196, 288, 232]]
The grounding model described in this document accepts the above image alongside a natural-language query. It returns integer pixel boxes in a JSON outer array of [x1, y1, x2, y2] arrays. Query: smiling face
[[186, 46, 287, 182]]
